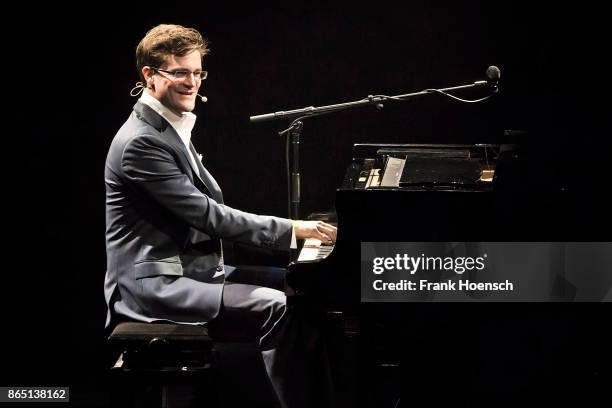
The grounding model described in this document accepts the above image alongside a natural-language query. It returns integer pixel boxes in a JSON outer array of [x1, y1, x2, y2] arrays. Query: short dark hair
[[136, 24, 209, 82]]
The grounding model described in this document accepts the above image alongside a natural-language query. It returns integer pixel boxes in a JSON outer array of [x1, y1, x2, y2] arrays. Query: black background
[[5, 1, 611, 407]]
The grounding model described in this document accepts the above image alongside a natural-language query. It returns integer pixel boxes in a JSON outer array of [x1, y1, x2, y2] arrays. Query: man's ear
[[142, 67, 155, 88]]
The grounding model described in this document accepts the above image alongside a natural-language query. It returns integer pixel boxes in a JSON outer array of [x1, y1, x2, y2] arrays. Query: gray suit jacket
[[104, 101, 292, 328]]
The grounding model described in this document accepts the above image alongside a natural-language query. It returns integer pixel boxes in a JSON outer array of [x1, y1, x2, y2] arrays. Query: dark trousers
[[208, 266, 335, 408]]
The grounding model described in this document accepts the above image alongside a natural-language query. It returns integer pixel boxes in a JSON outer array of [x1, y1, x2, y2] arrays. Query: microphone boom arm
[[250, 79, 494, 123]]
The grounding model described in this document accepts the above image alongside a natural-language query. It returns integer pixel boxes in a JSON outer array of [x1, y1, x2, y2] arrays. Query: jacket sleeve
[[121, 133, 292, 249]]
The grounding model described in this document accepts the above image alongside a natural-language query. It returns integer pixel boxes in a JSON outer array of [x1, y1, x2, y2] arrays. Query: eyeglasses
[[152, 67, 208, 81]]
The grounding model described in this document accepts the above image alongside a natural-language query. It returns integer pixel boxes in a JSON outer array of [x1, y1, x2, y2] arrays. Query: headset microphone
[[197, 93, 208, 103], [486, 65, 501, 82]]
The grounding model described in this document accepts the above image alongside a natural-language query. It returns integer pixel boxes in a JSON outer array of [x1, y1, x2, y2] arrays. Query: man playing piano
[[104, 23, 336, 407]]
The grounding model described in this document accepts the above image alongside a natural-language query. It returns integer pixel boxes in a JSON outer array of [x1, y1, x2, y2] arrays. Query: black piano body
[[287, 143, 610, 407]]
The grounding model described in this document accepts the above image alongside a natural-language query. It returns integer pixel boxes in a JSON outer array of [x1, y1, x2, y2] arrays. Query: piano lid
[[342, 143, 517, 190]]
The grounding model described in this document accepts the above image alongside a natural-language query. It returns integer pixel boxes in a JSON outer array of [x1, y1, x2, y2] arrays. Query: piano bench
[[108, 321, 216, 408]]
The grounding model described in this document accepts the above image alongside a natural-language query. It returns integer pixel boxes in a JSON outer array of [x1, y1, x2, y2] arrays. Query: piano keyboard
[[297, 238, 335, 262]]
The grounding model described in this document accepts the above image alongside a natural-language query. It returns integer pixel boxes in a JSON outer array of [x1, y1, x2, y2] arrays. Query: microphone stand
[[249, 76, 498, 248], [289, 121, 303, 220]]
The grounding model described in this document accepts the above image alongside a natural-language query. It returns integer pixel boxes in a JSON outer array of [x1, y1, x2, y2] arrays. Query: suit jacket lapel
[[133, 101, 214, 197]]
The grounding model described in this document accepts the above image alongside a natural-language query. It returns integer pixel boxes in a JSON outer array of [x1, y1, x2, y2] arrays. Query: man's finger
[[317, 223, 337, 240]]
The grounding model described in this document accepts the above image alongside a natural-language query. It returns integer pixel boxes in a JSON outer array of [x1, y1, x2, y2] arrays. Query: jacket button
[[216, 266, 223, 272]]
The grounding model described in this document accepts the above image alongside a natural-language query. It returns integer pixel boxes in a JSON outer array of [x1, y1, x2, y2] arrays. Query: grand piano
[[285, 142, 602, 407]]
